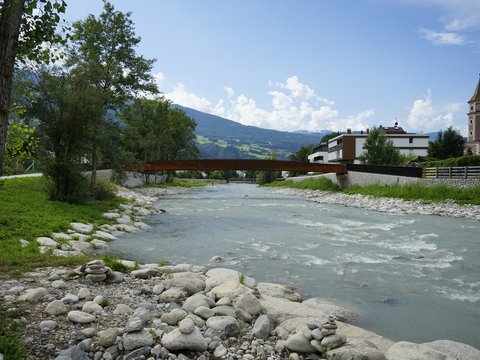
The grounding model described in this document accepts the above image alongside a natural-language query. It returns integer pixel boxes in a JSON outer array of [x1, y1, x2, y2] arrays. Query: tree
[[5, 120, 38, 173], [427, 126, 465, 160], [66, 0, 157, 183], [320, 131, 341, 143], [358, 127, 401, 165], [288, 144, 313, 177]]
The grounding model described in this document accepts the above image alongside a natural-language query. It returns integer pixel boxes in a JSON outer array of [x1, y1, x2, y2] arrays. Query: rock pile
[[82, 260, 108, 283]]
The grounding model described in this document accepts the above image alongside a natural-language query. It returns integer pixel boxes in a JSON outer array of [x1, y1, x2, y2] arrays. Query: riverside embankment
[[2, 185, 479, 360]]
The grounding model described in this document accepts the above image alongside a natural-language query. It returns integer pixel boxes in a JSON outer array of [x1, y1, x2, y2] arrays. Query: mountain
[[173, 105, 330, 159]]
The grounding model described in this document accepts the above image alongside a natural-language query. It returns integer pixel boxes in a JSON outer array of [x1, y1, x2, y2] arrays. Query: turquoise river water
[[109, 184, 480, 348]]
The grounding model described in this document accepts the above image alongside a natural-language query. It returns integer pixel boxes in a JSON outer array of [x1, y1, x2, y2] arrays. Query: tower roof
[[469, 76, 480, 103]]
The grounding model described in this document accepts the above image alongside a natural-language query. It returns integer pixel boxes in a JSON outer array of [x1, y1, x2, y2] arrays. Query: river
[[109, 184, 480, 348]]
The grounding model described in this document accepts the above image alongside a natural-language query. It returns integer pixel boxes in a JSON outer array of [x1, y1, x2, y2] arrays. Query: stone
[[45, 300, 67, 315], [311, 328, 324, 340], [161, 308, 187, 325], [36, 237, 58, 248], [131, 268, 159, 279], [161, 327, 208, 352], [162, 272, 206, 295], [303, 297, 359, 322], [205, 268, 256, 289], [19, 239, 29, 247], [105, 271, 124, 283], [90, 239, 109, 250], [71, 233, 91, 242], [235, 308, 252, 322], [82, 301, 103, 314], [82, 328, 97, 338], [97, 328, 118, 348], [182, 293, 215, 312], [178, 318, 195, 334], [253, 315, 271, 340], [321, 334, 346, 350], [212, 305, 236, 317], [385, 341, 455, 360], [123, 330, 154, 351], [257, 282, 303, 302], [152, 284, 165, 294], [206, 316, 240, 336], [70, 222, 93, 234], [39, 320, 57, 331], [285, 332, 317, 353], [123, 346, 151, 360], [67, 311, 96, 324], [422, 340, 480, 360], [209, 280, 250, 301], [113, 304, 133, 315], [51, 280, 66, 289], [133, 307, 152, 321], [19, 287, 48, 303], [103, 212, 121, 219], [325, 340, 387, 360], [194, 306, 216, 319], [70, 241, 94, 254], [51, 232, 72, 241], [124, 316, 145, 333], [77, 288, 91, 300], [216, 297, 231, 306], [213, 345, 228, 358], [54, 345, 89, 360], [116, 216, 133, 225], [158, 288, 187, 303], [234, 292, 262, 316], [62, 293, 79, 304], [92, 231, 117, 241]]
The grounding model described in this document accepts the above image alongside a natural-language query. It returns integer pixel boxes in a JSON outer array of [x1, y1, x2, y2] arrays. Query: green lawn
[[0, 177, 122, 276]]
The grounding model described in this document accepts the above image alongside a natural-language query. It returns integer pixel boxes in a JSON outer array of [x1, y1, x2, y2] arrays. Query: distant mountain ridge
[[173, 105, 330, 159]]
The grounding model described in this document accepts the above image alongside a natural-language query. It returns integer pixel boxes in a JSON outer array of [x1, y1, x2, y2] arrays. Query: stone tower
[[466, 76, 480, 155]]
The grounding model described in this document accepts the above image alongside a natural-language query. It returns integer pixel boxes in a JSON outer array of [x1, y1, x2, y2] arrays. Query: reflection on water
[[109, 184, 480, 348]]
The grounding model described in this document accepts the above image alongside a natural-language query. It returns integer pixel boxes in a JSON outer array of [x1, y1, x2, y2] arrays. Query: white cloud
[[419, 28, 465, 45], [156, 74, 375, 132], [406, 89, 462, 132]]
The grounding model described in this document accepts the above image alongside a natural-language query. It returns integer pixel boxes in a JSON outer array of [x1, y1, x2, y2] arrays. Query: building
[[309, 123, 429, 164], [466, 76, 480, 155]]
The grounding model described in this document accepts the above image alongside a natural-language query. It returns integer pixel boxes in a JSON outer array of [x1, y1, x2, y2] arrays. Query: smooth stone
[[51, 280, 66, 289], [153, 284, 165, 294], [70, 222, 93, 234], [253, 315, 271, 340], [178, 318, 195, 335], [209, 280, 250, 301], [386, 342, 456, 360], [54, 345, 89, 360], [71, 233, 90, 242], [235, 308, 252, 322], [212, 305, 236, 317], [51, 232, 72, 241], [103, 212, 121, 219], [113, 304, 133, 315], [82, 301, 103, 314], [206, 316, 239, 336], [234, 292, 262, 316], [39, 320, 57, 331], [182, 293, 215, 313], [92, 231, 117, 241], [162, 272, 206, 295], [67, 311, 96, 324], [161, 308, 187, 326], [123, 346, 151, 360], [90, 239, 108, 250], [131, 268, 159, 279], [205, 268, 256, 289], [213, 345, 228, 358], [311, 328, 324, 340], [70, 241, 94, 254], [285, 332, 317, 353], [257, 282, 303, 302], [216, 297, 232, 306], [116, 216, 133, 225], [81, 328, 97, 338], [77, 288, 91, 300], [122, 330, 154, 351], [36, 237, 58, 248], [321, 334, 346, 350], [194, 306, 216, 319], [158, 288, 187, 303], [86, 273, 107, 283], [133, 307, 152, 322], [105, 271, 124, 283], [124, 316, 145, 333], [97, 328, 118, 348], [45, 300, 67, 315], [85, 267, 106, 274], [325, 340, 387, 360], [422, 340, 480, 360], [161, 327, 208, 352], [19, 287, 48, 303]]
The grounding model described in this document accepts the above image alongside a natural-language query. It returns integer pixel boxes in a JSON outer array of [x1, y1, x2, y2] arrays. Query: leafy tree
[[427, 126, 465, 160], [66, 1, 157, 183], [0, 0, 68, 175], [358, 127, 401, 165], [288, 144, 313, 177], [5, 120, 38, 173], [320, 131, 341, 143], [256, 155, 280, 185]]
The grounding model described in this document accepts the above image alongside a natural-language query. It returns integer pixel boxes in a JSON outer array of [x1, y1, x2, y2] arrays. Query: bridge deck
[[143, 159, 347, 174]]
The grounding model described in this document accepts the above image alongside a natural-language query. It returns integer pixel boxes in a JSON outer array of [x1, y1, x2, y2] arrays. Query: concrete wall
[[85, 170, 166, 187]]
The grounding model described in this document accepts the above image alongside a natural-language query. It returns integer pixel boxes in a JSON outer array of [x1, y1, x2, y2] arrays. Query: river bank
[[1, 185, 479, 359], [273, 187, 480, 222]]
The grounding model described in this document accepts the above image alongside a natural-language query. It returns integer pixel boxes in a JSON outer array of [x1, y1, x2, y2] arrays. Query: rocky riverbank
[[273, 187, 480, 222], [1, 186, 480, 360]]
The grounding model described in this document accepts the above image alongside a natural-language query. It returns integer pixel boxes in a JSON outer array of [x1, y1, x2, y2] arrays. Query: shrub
[[93, 179, 117, 200], [102, 254, 129, 272], [423, 155, 480, 167], [44, 160, 92, 204]]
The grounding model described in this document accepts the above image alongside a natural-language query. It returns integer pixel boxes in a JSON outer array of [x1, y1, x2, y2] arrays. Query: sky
[[62, 0, 480, 135]]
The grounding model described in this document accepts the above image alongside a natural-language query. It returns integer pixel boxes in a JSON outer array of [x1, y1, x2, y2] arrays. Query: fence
[[423, 166, 480, 179]]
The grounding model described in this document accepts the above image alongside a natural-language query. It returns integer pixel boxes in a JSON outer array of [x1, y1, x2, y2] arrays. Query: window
[[409, 137, 413, 144]]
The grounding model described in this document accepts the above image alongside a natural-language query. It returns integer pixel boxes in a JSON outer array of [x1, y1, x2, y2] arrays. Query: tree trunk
[[0, 0, 25, 176]]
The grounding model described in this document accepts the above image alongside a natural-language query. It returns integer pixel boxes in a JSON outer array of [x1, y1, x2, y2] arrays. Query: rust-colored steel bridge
[[142, 159, 347, 174]]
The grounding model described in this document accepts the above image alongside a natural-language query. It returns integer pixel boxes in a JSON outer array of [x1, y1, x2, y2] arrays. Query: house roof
[[469, 77, 480, 103]]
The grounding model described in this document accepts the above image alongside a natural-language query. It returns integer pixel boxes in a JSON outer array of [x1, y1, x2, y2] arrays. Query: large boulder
[[162, 272, 206, 295], [325, 340, 387, 360], [205, 268, 256, 289], [161, 326, 207, 352], [209, 280, 250, 301], [257, 282, 303, 302], [182, 293, 215, 313], [234, 292, 261, 316], [122, 330, 154, 351], [386, 341, 455, 360], [422, 340, 480, 360], [302, 297, 359, 322]]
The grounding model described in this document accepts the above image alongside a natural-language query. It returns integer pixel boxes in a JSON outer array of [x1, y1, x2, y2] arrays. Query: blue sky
[[63, 1, 480, 135]]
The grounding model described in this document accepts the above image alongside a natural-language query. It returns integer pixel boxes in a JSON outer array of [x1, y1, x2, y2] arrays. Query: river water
[[109, 184, 480, 348]]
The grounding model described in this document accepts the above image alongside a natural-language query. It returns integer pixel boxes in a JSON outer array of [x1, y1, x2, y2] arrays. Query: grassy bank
[[267, 177, 480, 205], [0, 177, 122, 276]]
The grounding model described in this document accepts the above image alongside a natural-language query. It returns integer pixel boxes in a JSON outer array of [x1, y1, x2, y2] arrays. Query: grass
[[0, 310, 27, 360], [0, 176, 123, 276], [267, 176, 480, 205]]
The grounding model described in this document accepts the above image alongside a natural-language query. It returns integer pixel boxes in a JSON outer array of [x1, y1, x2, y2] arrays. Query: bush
[[102, 254, 129, 272], [93, 179, 117, 200], [44, 160, 92, 204], [423, 155, 480, 167]]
